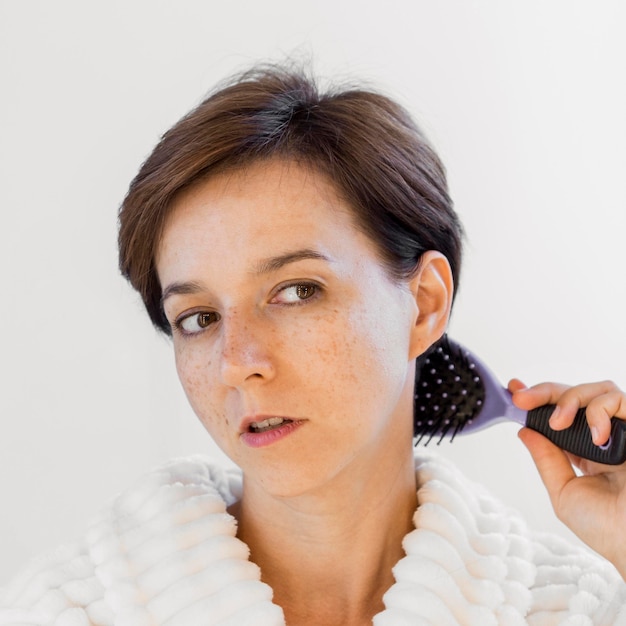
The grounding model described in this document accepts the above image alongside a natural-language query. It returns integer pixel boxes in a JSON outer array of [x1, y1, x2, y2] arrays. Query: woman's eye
[[176, 311, 220, 334], [274, 283, 318, 304]]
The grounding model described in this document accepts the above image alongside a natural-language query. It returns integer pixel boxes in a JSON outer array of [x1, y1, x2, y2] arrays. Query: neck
[[230, 446, 417, 626]]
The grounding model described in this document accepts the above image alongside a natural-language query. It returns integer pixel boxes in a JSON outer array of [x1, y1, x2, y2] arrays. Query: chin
[[240, 449, 363, 502]]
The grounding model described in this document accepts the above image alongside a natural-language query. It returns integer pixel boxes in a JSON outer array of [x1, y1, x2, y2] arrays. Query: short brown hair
[[118, 65, 463, 335]]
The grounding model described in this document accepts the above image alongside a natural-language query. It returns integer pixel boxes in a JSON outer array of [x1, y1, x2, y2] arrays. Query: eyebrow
[[160, 249, 331, 306], [160, 280, 205, 306], [253, 248, 331, 275]]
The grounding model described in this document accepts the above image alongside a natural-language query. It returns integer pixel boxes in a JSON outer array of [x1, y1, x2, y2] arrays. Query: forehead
[[174, 159, 345, 222], [155, 159, 378, 280]]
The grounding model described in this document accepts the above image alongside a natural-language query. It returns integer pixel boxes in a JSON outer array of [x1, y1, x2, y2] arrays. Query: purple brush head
[[413, 335, 525, 444], [413, 335, 626, 465]]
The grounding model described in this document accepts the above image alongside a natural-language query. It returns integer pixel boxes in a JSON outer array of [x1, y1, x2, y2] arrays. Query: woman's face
[[156, 159, 429, 497]]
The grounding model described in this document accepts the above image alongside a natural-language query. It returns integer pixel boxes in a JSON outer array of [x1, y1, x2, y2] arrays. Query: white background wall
[[1, 0, 625, 585]]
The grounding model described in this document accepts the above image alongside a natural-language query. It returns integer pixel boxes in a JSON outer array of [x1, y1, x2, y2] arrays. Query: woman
[[2, 66, 626, 625]]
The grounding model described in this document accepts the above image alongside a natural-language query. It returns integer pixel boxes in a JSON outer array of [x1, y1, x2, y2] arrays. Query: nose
[[218, 312, 275, 388]]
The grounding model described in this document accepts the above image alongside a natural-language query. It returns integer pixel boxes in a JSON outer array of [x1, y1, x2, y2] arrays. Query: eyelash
[[171, 281, 321, 337], [270, 281, 320, 305], [172, 310, 220, 337]]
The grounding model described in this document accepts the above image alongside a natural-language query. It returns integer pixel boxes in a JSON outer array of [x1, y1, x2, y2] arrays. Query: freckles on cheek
[[176, 353, 226, 427], [312, 311, 362, 386]]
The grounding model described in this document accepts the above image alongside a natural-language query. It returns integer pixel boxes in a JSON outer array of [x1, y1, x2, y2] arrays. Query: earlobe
[[407, 251, 454, 360]]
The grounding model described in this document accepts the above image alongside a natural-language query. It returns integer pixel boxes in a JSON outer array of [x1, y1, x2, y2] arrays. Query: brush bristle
[[413, 335, 485, 445]]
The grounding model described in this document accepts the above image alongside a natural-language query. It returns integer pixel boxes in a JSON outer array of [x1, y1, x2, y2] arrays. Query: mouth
[[240, 415, 303, 448], [248, 416, 294, 433]]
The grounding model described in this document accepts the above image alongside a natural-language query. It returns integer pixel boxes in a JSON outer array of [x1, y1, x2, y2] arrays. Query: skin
[[512, 379, 626, 579], [155, 158, 626, 624], [156, 159, 452, 625]]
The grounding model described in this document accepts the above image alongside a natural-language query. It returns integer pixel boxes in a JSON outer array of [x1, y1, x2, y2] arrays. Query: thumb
[[518, 427, 576, 511]]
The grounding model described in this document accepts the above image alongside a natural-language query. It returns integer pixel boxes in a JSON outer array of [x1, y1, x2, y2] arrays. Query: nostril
[[219, 350, 274, 387]]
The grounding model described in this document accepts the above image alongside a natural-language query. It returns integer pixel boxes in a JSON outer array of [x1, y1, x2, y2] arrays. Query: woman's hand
[[509, 378, 626, 579]]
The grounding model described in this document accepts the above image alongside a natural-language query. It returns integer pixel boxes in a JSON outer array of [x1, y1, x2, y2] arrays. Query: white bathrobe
[[2, 454, 625, 625]]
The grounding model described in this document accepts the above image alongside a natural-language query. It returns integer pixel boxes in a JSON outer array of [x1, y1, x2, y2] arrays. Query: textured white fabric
[[2, 453, 625, 625]]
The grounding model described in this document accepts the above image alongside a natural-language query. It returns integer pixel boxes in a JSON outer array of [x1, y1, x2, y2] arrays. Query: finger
[[510, 382, 571, 435], [509, 381, 569, 411], [514, 380, 619, 409], [549, 382, 621, 444], [586, 389, 626, 420], [584, 390, 626, 446], [518, 427, 577, 512], [512, 381, 620, 435], [507, 378, 527, 393]]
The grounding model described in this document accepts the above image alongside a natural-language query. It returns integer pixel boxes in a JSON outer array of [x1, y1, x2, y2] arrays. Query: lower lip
[[240, 420, 304, 448]]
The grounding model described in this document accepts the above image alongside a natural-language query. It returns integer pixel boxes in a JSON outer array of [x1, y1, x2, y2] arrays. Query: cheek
[[340, 300, 413, 406], [305, 307, 408, 410], [347, 301, 411, 365], [308, 311, 361, 371], [174, 347, 228, 432]]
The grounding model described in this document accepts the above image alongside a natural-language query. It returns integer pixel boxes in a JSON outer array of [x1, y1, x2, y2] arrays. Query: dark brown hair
[[118, 64, 463, 335]]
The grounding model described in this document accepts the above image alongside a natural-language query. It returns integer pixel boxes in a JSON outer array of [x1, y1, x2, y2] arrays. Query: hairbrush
[[413, 334, 626, 465]]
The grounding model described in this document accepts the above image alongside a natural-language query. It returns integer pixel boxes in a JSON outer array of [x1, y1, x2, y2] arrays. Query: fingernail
[[591, 426, 600, 445], [549, 407, 560, 429]]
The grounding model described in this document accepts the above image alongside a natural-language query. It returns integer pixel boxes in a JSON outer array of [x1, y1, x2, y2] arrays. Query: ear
[[407, 251, 454, 361]]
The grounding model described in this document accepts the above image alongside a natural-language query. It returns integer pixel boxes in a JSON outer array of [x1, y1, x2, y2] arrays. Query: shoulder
[[0, 456, 283, 626], [0, 541, 111, 625], [528, 530, 626, 624], [410, 453, 626, 624]]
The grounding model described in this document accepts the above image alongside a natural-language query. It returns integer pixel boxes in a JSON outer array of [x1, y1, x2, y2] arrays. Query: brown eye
[[296, 284, 316, 299], [272, 282, 320, 305], [178, 311, 220, 334], [198, 312, 218, 327], [274, 283, 318, 304]]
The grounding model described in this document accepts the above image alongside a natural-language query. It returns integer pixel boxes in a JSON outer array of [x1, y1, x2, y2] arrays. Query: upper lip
[[239, 414, 297, 434]]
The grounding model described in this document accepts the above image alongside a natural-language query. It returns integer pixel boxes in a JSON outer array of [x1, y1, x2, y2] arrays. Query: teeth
[[249, 417, 289, 433]]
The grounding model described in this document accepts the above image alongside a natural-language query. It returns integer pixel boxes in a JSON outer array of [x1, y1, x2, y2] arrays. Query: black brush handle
[[526, 405, 626, 465]]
